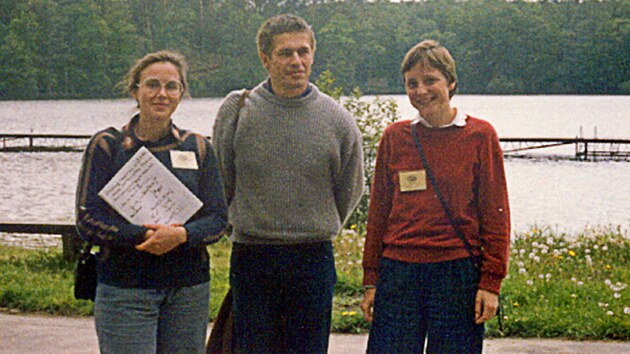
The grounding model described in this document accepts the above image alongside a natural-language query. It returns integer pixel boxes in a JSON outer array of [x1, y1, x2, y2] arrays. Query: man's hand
[[361, 287, 376, 323], [135, 224, 187, 256], [475, 289, 499, 324]]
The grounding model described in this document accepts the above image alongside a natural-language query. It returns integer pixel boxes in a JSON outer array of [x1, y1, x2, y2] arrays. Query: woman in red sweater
[[361, 40, 510, 353]]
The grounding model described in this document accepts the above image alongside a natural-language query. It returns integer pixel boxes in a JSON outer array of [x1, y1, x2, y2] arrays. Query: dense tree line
[[1, 0, 628, 100]]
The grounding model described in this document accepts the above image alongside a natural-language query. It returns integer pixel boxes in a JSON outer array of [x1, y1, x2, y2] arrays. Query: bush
[[316, 70, 400, 232]]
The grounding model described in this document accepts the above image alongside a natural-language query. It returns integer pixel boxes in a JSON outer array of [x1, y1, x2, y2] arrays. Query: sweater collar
[[121, 114, 185, 150], [263, 78, 313, 98], [412, 108, 467, 129], [256, 80, 318, 107]]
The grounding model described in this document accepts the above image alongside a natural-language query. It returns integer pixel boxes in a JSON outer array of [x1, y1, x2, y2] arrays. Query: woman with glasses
[[76, 50, 228, 353]]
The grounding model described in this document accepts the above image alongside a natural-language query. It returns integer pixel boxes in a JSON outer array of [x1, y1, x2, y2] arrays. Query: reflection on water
[[0, 152, 628, 236], [0, 152, 80, 223]]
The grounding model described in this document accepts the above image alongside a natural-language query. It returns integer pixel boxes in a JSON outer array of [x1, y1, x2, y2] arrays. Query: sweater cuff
[[362, 268, 378, 287], [479, 272, 504, 295]]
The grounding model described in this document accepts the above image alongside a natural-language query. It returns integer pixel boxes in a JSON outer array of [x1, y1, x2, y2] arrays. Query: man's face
[[260, 31, 314, 99]]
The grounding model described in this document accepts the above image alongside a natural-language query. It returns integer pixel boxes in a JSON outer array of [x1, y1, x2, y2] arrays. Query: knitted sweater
[[362, 117, 510, 294], [213, 82, 364, 244], [76, 116, 228, 288]]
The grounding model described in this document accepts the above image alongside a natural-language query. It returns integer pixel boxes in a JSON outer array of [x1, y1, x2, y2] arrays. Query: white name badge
[[170, 151, 198, 170], [399, 170, 427, 192]]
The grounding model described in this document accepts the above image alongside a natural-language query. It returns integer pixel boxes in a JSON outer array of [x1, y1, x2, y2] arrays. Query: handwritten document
[[98, 146, 202, 225]]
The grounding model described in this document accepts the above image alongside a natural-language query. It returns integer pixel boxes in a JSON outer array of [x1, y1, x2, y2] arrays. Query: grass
[[0, 246, 93, 316], [1, 225, 629, 339], [495, 225, 630, 340]]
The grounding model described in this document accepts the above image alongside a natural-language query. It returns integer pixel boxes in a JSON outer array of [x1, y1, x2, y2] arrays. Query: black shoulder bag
[[74, 243, 97, 300], [411, 123, 505, 332]]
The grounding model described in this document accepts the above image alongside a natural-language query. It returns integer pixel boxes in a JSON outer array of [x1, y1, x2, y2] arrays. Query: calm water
[[1, 95, 629, 235]]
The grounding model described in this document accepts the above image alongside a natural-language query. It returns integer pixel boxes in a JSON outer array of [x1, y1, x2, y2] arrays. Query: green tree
[[2, 0, 629, 99], [50, 0, 115, 97], [197, 1, 265, 96], [0, 0, 53, 99], [316, 10, 357, 90], [98, 0, 142, 96]]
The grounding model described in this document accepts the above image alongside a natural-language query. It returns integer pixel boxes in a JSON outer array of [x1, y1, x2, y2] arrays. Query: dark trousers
[[367, 257, 484, 354], [230, 241, 337, 354]]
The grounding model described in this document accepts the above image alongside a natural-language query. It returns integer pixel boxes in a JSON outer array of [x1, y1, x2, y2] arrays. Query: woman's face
[[404, 61, 456, 125], [132, 61, 183, 124]]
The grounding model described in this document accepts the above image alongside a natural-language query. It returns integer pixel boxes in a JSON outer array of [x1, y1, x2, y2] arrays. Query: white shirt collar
[[411, 109, 467, 128]]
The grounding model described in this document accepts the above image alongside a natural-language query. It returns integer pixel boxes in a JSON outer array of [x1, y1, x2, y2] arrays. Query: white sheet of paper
[[98, 146, 202, 225]]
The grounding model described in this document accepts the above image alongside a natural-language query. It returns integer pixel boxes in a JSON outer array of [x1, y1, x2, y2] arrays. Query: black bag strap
[[411, 123, 480, 269], [412, 122, 507, 333]]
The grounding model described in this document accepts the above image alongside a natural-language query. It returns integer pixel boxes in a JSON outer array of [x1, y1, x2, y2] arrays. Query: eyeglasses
[[137, 77, 183, 96]]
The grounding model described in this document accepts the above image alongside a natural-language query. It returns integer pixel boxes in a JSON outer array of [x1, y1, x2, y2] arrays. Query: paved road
[[1, 312, 629, 353]]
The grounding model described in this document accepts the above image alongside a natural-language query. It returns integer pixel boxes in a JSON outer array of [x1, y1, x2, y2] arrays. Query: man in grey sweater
[[212, 13, 364, 354]]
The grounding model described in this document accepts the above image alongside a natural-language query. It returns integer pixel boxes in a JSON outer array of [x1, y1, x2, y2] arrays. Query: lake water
[[1, 95, 629, 237]]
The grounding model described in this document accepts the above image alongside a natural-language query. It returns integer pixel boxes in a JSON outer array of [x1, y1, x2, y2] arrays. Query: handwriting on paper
[[98, 147, 202, 225]]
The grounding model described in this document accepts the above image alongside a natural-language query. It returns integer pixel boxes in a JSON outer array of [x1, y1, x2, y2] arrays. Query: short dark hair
[[257, 13, 316, 57], [401, 40, 457, 98]]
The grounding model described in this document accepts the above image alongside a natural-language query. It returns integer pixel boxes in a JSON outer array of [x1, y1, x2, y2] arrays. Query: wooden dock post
[[0, 222, 82, 260]]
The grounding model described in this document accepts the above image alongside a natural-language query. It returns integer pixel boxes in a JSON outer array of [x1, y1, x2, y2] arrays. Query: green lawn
[[1, 225, 628, 339]]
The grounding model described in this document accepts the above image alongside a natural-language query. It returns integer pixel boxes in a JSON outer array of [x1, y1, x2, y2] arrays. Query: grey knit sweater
[[212, 82, 364, 244]]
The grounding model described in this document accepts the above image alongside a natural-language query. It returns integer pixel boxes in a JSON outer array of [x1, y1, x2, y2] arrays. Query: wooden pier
[[0, 222, 81, 260], [1, 133, 630, 161], [501, 137, 630, 161], [0, 133, 90, 152]]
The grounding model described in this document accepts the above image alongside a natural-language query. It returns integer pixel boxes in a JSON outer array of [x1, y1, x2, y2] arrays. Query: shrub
[[316, 70, 400, 232]]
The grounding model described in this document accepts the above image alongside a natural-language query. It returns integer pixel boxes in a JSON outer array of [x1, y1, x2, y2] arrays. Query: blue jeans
[[230, 241, 337, 354], [94, 282, 210, 354], [367, 257, 484, 354]]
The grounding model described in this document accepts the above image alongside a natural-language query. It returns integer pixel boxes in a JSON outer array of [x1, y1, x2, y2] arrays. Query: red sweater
[[362, 117, 510, 294]]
